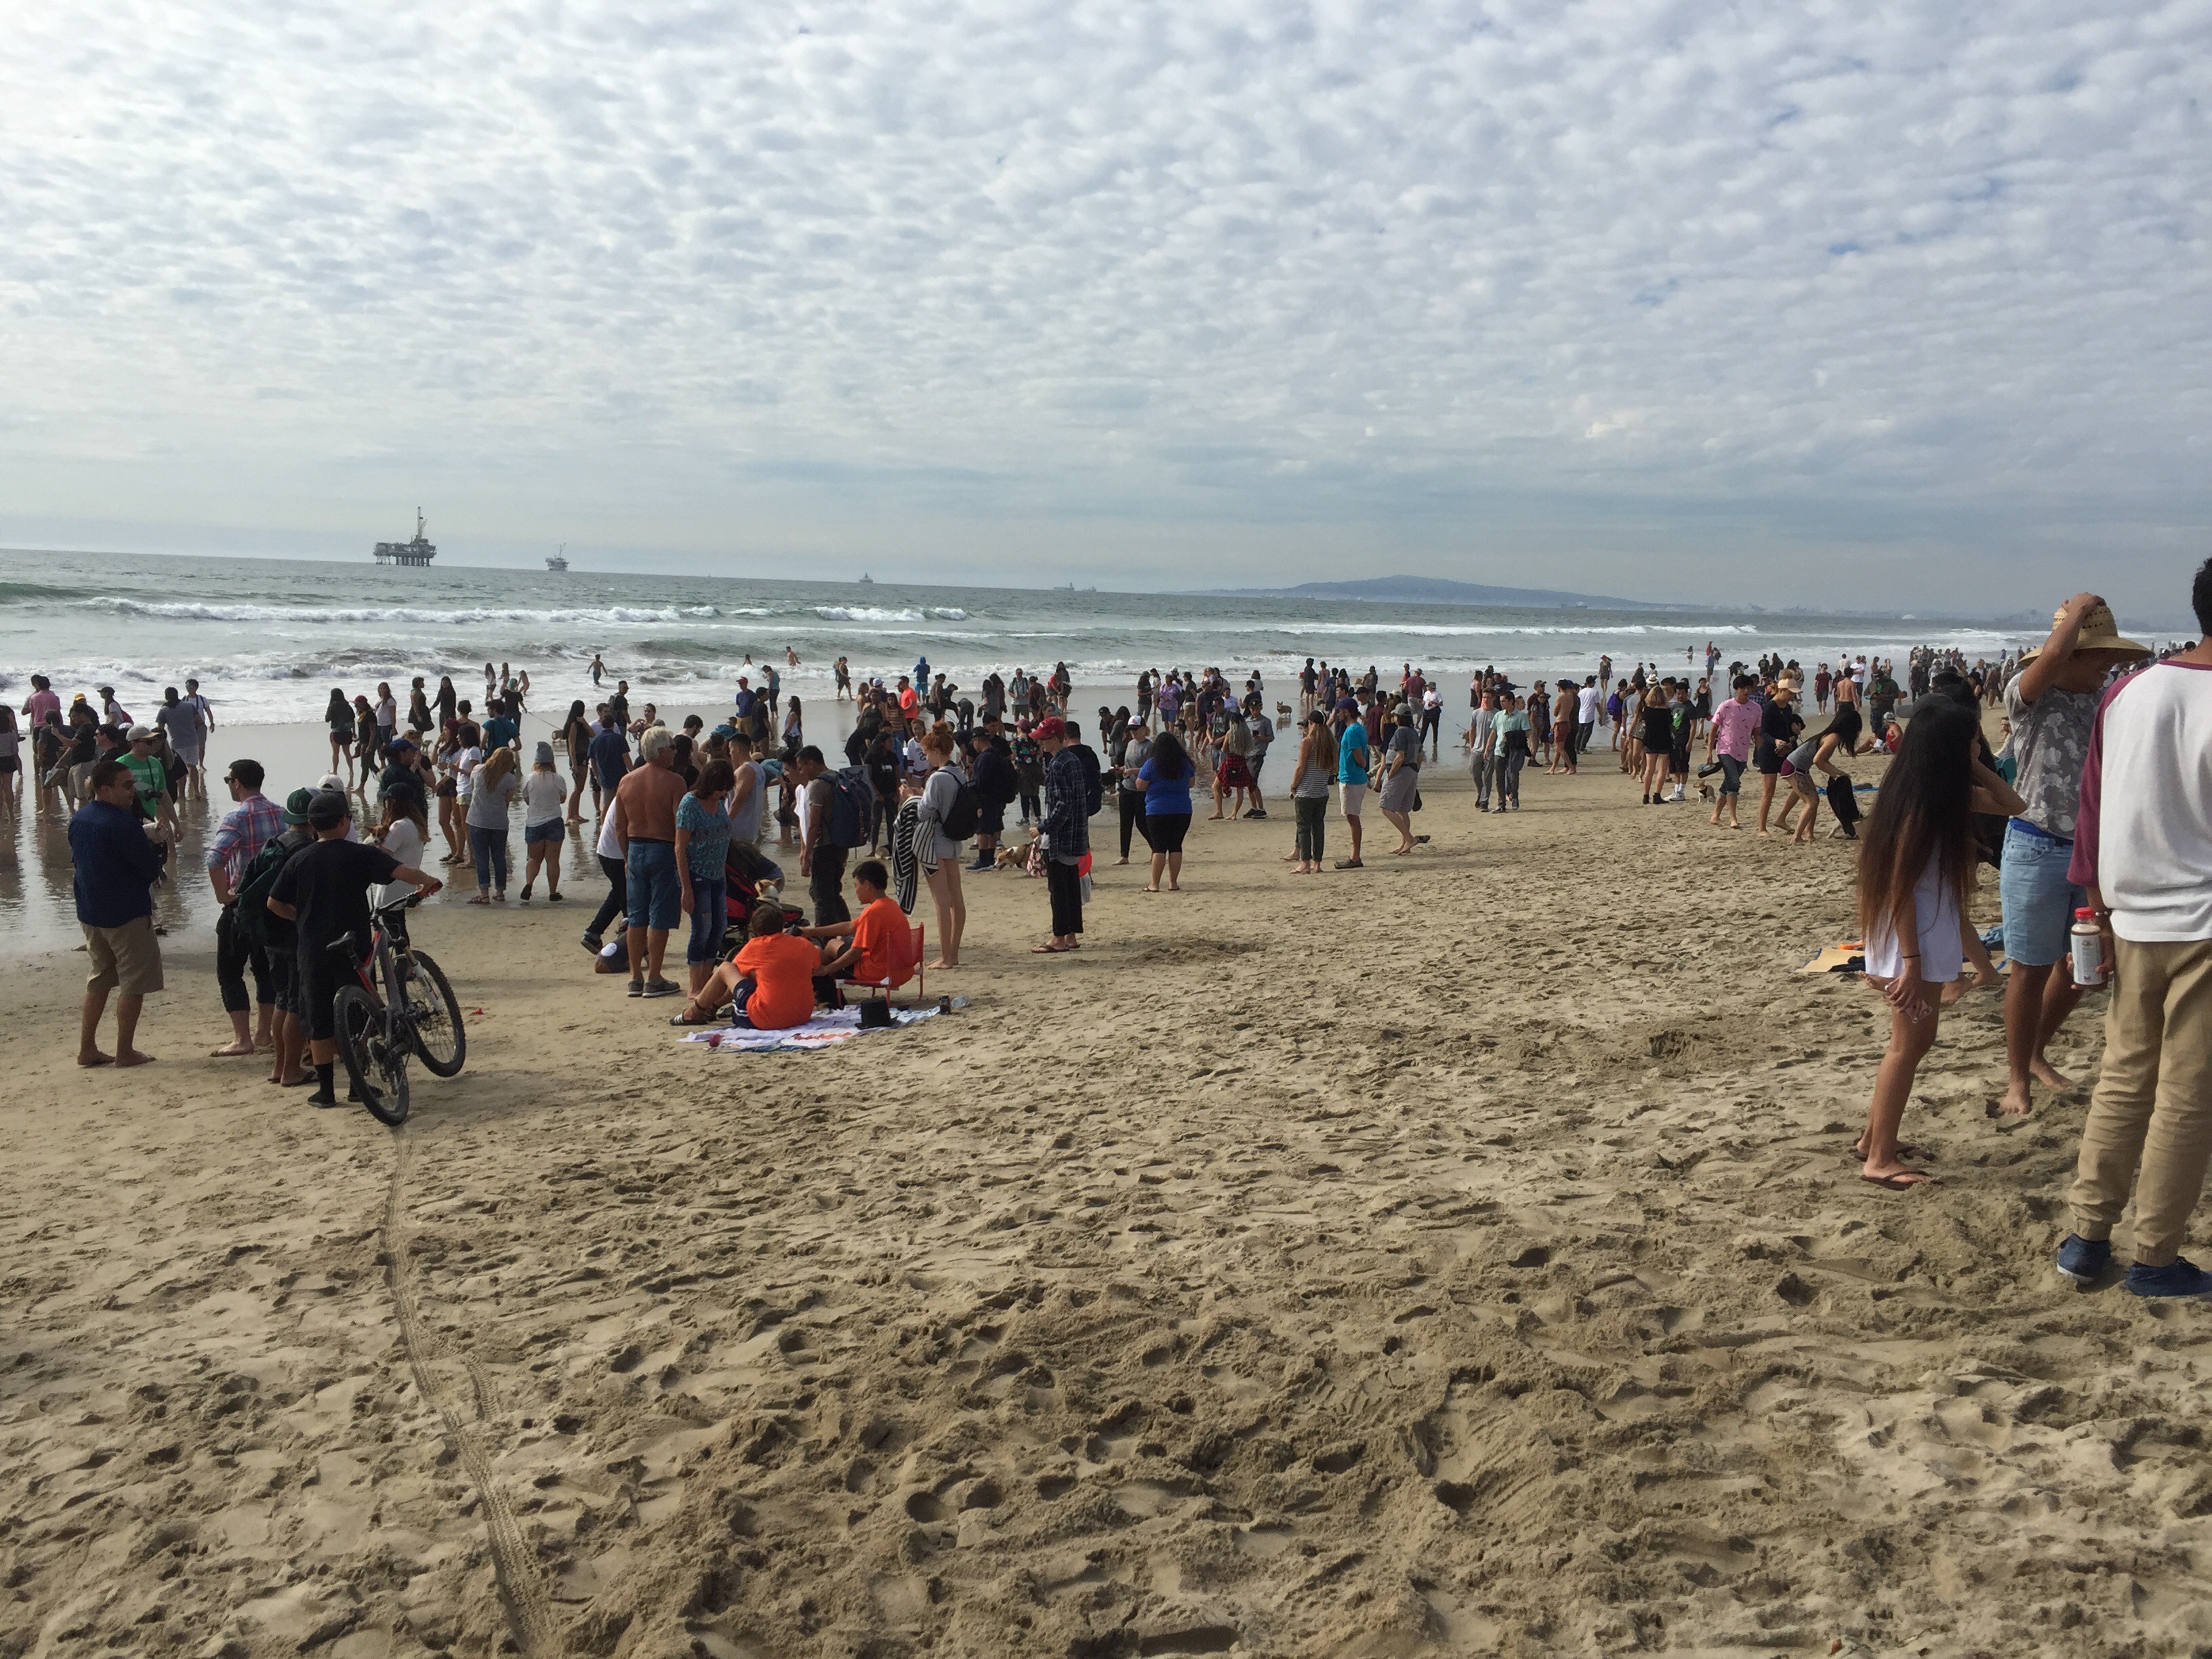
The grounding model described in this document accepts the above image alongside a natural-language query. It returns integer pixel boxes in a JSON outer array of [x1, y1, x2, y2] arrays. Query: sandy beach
[[4, 739, 2205, 1658]]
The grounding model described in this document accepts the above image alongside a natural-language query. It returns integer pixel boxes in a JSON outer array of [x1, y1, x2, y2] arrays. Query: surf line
[[382, 1126, 559, 1656]]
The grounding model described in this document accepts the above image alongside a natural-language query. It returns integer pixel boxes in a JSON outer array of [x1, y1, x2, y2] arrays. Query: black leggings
[[588, 853, 626, 939], [1118, 792, 1151, 859], [1020, 787, 1042, 823]]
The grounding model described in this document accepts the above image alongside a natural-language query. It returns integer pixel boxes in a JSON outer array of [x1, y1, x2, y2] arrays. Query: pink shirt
[[23, 689, 59, 726], [1709, 697, 1760, 762]]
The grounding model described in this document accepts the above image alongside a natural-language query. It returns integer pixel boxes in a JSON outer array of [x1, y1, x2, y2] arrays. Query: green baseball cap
[[282, 787, 316, 824]]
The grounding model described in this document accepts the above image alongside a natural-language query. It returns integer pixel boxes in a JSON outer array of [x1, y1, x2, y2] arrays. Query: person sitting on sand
[[668, 901, 828, 1029]]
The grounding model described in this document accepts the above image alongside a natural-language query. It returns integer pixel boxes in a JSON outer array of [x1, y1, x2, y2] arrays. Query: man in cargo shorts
[[68, 759, 167, 1067]]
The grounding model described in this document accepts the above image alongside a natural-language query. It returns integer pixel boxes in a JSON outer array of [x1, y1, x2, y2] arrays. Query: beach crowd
[[22, 562, 2212, 1296]]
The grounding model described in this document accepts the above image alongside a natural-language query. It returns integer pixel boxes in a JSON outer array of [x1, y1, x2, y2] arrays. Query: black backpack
[[972, 743, 1019, 807], [940, 775, 981, 840], [823, 766, 878, 851], [232, 834, 296, 949]]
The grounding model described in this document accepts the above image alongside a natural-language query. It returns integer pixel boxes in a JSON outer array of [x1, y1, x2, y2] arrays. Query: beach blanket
[[679, 1003, 943, 1052], [1801, 939, 2009, 976], [1801, 942, 1865, 975]]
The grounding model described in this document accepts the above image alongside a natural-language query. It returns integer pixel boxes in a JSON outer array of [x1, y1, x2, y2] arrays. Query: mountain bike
[[329, 895, 466, 1126]]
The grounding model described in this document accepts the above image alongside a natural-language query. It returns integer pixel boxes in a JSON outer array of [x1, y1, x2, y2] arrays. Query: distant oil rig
[[546, 544, 569, 572], [373, 510, 437, 567]]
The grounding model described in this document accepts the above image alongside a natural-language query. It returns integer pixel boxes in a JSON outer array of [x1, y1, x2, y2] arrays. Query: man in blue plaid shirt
[[206, 758, 284, 1058]]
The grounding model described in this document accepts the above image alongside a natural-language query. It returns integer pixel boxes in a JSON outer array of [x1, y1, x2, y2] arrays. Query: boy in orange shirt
[[806, 859, 916, 989]]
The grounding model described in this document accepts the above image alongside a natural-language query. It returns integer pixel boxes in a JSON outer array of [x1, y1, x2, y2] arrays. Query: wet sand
[[3, 735, 2203, 1658]]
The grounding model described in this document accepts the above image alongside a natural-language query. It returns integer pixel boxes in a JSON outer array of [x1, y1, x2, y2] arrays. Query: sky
[[2, 0, 2207, 615]]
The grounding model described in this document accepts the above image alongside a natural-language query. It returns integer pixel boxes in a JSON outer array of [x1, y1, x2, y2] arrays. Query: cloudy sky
[[3, 0, 2206, 612]]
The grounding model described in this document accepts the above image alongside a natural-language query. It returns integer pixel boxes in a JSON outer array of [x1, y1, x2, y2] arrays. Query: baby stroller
[[720, 842, 796, 962]]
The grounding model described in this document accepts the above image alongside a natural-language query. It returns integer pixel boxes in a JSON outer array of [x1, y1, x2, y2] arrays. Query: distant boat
[[373, 508, 436, 567], [858, 573, 875, 586], [546, 544, 569, 572]]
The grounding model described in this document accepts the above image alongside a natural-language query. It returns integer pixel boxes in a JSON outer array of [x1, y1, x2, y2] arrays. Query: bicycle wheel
[[397, 949, 467, 1077], [335, 984, 411, 1126]]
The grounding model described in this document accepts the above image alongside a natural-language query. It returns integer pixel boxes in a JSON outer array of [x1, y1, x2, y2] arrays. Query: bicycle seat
[[327, 932, 358, 956]]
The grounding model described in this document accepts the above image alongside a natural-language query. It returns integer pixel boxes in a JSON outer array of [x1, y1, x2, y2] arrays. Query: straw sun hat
[[2018, 598, 2152, 666]]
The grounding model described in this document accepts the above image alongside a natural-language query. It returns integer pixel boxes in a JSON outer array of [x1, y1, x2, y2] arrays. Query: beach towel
[[888, 796, 933, 914], [678, 1002, 946, 1052]]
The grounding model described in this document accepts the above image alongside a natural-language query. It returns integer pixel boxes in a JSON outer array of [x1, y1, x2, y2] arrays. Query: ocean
[[1, 550, 2027, 726]]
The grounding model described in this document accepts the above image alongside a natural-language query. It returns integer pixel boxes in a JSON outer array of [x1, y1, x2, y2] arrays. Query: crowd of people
[[33, 571, 2212, 1302]]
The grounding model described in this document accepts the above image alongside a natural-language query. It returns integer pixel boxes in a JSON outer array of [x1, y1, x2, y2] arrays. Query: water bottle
[[2070, 907, 2106, 987]]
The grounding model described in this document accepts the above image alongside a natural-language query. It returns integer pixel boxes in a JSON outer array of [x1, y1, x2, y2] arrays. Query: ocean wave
[[808, 605, 972, 624], [79, 598, 720, 628]]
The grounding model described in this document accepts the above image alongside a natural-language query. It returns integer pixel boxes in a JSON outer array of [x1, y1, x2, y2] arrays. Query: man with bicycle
[[265, 789, 443, 1109]]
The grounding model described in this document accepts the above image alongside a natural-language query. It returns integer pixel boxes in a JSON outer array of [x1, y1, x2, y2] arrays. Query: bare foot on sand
[[77, 1048, 112, 1068], [114, 1049, 155, 1068], [2031, 1057, 2076, 1092]]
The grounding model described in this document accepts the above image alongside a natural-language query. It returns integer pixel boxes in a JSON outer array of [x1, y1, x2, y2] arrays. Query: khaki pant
[[2069, 937, 2212, 1266]]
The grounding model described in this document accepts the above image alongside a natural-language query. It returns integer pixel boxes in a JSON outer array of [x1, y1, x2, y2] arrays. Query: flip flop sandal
[[1854, 1141, 1931, 1161], [1860, 1170, 1938, 1191], [1030, 943, 1073, 954], [667, 1010, 719, 1027]]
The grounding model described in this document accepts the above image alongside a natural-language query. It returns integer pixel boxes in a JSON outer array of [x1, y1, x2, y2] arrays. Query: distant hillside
[[1207, 574, 1664, 610]]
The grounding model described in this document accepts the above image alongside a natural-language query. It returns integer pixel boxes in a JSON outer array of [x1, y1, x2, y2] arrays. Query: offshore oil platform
[[373, 510, 437, 567]]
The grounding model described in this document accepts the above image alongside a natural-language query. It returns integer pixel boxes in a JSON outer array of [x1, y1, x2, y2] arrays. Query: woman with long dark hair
[[325, 689, 355, 783], [1137, 730, 1195, 892], [562, 699, 592, 822], [1853, 699, 2024, 1189]]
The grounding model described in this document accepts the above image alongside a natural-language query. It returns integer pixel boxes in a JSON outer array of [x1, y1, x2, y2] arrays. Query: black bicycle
[[329, 894, 466, 1125]]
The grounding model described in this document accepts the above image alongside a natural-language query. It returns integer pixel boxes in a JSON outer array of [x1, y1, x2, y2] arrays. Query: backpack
[[232, 834, 295, 949], [824, 765, 876, 851], [939, 775, 981, 841], [1077, 748, 1104, 818], [972, 743, 1019, 806]]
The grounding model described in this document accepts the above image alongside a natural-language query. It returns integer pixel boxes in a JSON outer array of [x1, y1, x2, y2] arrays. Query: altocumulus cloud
[[0, 0, 2207, 602]]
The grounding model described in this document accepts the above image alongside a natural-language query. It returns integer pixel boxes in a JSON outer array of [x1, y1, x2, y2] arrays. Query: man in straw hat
[[1994, 593, 2152, 1121], [2055, 560, 2212, 1296]]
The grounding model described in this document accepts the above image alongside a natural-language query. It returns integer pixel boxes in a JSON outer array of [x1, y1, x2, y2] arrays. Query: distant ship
[[857, 573, 875, 586], [373, 510, 436, 567], [546, 544, 569, 572]]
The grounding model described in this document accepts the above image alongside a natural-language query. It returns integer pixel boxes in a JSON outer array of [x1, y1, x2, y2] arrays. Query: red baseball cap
[[1033, 716, 1067, 741]]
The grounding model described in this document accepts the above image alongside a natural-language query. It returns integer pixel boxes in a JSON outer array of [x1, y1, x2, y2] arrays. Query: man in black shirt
[[267, 790, 442, 1107]]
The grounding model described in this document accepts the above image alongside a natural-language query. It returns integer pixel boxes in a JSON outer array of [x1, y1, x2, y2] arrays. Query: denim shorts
[[525, 819, 565, 845], [1998, 820, 2083, 967], [626, 838, 681, 931]]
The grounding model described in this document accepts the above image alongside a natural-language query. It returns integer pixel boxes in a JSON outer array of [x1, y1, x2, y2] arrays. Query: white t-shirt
[[596, 810, 623, 861], [2074, 661, 2212, 943], [375, 695, 397, 730], [453, 745, 483, 801], [378, 817, 425, 908], [1577, 687, 1599, 722], [521, 770, 567, 825]]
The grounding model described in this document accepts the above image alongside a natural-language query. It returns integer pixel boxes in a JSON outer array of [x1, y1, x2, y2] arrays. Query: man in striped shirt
[[207, 758, 284, 1059]]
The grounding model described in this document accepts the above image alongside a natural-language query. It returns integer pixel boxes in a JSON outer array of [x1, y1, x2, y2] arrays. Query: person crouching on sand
[[1853, 699, 2025, 1189]]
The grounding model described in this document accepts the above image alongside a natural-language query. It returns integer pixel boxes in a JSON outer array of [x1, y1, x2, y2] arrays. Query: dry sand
[[5, 739, 2209, 1659]]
